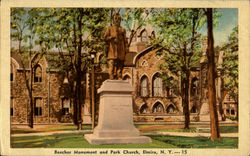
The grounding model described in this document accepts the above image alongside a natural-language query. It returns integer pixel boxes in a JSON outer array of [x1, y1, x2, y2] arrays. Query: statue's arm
[[104, 27, 111, 41]]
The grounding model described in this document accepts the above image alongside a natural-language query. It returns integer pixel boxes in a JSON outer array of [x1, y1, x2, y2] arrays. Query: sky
[[202, 8, 238, 46], [11, 8, 238, 49]]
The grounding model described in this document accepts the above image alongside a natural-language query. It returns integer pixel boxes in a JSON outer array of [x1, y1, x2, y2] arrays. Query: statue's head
[[113, 13, 121, 26]]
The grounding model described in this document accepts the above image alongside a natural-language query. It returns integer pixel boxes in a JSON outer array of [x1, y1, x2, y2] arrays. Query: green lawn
[[11, 133, 238, 148], [11, 125, 238, 135], [136, 125, 238, 133], [11, 125, 91, 134], [219, 126, 238, 133]]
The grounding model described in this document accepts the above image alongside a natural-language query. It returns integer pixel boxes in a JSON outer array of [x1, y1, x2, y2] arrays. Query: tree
[[203, 8, 220, 140], [221, 26, 238, 120], [150, 8, 204, 129], [33, 8, 110, 130], [11, 8, 47, 128], [121, 8, 151, 47]]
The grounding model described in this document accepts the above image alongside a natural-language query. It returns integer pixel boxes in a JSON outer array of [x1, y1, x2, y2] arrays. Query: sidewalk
[[11, 130, 238, 138], [142, 131, 238, 137]]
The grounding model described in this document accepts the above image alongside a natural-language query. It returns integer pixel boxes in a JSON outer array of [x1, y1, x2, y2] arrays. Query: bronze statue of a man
[[104, 13, 128, 80]]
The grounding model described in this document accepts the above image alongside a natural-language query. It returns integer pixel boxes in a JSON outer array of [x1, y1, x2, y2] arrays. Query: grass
[[11, 125, 92, 134], [11, 125, 238, 135], [219, 126, 238, 133], [11, 133, 238, 148], [136, 125, 238, 133]]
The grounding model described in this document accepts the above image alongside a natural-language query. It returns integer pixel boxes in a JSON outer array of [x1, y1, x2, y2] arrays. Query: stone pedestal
[[199, 102, 211, 121], [82, 102, 91, 124], [199, 102, 222, 122], [85, 80, 151, 144]]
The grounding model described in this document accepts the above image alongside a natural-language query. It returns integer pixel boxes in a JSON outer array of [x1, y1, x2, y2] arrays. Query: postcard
[[1, 0, 249, 156]]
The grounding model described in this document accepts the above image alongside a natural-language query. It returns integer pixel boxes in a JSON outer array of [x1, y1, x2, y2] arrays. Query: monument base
[[85, 134, 151, 145], [84, 80, 151, 145]]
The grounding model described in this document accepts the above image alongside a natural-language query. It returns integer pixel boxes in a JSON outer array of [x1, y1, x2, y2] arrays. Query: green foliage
[[121, 8, 151, 46], [11, 8, 47, 65], [122, 8, 148, 31], [221, 26, 238, 102], [226, 115, 238, 121], [150, 8, 204, 94]]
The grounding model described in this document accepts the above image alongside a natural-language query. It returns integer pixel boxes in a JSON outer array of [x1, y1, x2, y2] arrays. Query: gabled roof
[[124, 52, 137, 67], [11, 51, 29, 69], [132, 45, 155, 65]]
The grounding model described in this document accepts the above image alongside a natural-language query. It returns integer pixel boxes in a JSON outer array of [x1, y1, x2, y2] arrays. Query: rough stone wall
[[11, 69, 29, 124], [123, 49, 185, 122], [11, 56, 74, 124]]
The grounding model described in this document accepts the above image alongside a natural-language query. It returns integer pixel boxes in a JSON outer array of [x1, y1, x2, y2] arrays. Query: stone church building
[[10, 27, 237, 125]]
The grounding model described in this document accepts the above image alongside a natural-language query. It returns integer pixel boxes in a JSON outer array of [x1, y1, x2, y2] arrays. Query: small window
[[141, 60, 148, 67], [226, 109, 230, 115], [11, 64, 14, 82], [34, 65, 42, 82], [10, 73, 14, 82], [11, 97, 14, 116], [154, 117, 164, 121], [190, 105, 197, 113], [35, 98, 43, 116], [191, 77, 198, 96], [231, 109, 235, 115], [62, 98, 70, 115]]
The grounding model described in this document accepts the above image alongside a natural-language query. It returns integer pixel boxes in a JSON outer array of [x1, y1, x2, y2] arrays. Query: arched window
[[152, 102, 164, 114], [62, 98, 70, 115], [166, 104, 176, 114], [10, 64, 14, 82], [34, 65, 42, 82], [140, 75, 149, 97], [152, 73, 163, 97], [191, 105, 197, 113], [139, 104, 149, 114], [141, 30, 147, 42], [123, 75, 131, 84]]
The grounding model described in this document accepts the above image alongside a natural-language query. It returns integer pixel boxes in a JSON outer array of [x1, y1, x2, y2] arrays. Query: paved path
[[11, 130, 238, 138], [142, 131, 238, 138]]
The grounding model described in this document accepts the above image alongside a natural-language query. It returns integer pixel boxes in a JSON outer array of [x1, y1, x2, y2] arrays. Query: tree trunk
[[28, 68, 34, 128], [73, 87, 78, 125], [76, 9, 83, 130], [183, 73, 190, 129], [206, 8, 220, 140]]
